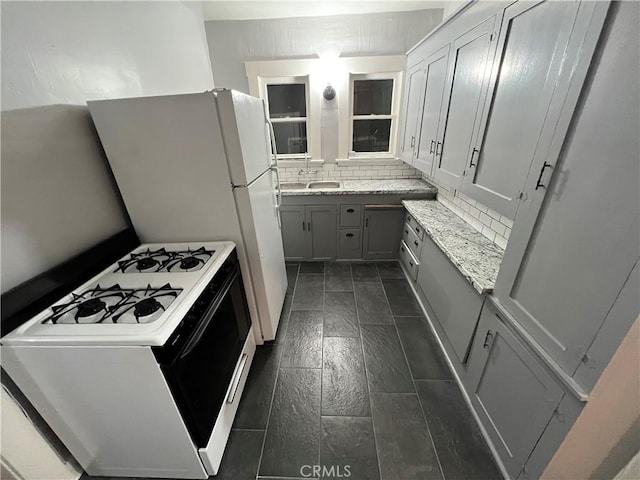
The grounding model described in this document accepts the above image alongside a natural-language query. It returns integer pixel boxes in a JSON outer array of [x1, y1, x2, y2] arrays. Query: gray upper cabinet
[[493, 1, 625, 378], [413, 44, 450, 176], [399, 60, 425, 164], [280, 205, 306, 261], [307, 205, 337, 260], [363, 206, 405, 259], [434, 14, 499, 188], [461, 0, 581, 219], [466, 299, 565, 478]]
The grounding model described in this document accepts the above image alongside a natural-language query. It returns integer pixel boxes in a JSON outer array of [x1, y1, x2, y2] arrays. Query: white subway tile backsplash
[[421, 172, 513, 249]]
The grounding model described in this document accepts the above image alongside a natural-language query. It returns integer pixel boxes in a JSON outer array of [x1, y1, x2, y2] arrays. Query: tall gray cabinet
[[398, 1, 639, 479]]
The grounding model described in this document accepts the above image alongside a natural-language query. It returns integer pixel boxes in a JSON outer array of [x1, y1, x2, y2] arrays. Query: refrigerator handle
[[263, 100, 282, 228]]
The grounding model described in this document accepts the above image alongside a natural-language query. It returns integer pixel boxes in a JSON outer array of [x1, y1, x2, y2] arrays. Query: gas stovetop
[[1, 241, 237, 346], [42, 284, 183, 325]]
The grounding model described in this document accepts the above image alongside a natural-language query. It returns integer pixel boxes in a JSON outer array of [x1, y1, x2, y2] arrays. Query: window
[[265, 81, 309, 157], [337, 58, 404, 161], [246, 56, 404, 163], [351, 78, 394, 154]]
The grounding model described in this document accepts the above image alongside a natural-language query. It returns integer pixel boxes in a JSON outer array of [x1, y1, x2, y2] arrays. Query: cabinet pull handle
[[406, 216, 411, 222], [346, 233, 354, 237], [410, 136, 415, 148], [429, 140, 436, 154], [414, 240, 419, 247], [535, 162, 553, 190], [365, 218, 369, 228], [302, 221, 305, 231], [483, 330, 493, 349], [405, 229, 409, 234], [308, 221, 311, 231], [346, 208, 354, 213], [415, 226, 420, 233], [435, 141, 443, 157], [470, 148, 479, 168], [409, 261, 414, 267], [401, 247, 405, 253]]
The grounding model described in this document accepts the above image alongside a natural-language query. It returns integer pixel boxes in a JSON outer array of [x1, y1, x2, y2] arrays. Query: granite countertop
[[402, 200, 504, 294], [280, 179, 438, 196]]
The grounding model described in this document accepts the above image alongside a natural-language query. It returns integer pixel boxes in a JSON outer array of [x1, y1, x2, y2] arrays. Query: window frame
[[262, 76, 310, 159], [337, 56, 405, 161], [348, 73, 401, 159], [246, 59, 321, 162]]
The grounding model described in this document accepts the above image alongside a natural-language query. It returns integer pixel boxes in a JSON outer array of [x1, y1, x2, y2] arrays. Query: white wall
[[1, 1, 215, 293], [2, 1, 214, 110], [205, 9, 442, 93]]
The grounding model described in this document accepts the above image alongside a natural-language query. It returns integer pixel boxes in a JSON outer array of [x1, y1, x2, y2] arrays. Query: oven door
[[161, 264, 251, 448]]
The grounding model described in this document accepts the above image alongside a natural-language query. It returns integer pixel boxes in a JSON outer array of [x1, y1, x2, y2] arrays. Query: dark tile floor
[[82, 261, 501, 480], [222, 261, 501, 480]]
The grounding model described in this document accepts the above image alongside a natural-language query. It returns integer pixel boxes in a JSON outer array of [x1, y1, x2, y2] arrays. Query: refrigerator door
[[216, 90, 272, 186], [233, 169, 287, 340]]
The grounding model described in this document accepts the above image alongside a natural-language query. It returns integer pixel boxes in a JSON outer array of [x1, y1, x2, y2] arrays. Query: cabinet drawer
[[340, 204, 362, 227], [404, 212, 425, 240], [399, 240, 419, 281], [402, 222, 423, 258], [339, 229, 361, 250]]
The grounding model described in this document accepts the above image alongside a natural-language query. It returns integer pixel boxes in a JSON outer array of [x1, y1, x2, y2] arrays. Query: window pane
[[273, 121, 307, 154], [267, 84, 306, 118], [352, 119, 391, 152], [353, 79, 393, 115]]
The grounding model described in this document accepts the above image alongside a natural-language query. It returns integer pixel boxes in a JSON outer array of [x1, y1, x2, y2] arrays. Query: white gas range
[[2, 241, 256, 478]]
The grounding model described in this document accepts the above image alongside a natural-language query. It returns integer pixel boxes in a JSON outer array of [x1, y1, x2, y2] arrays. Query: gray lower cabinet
[[416, 232, 484, 363], [465, 299, 565, 479], [280, 205, 337, 261], [280, 205, 306, 261], [363, 206, 405, 260], [307, 205, 337, 260]]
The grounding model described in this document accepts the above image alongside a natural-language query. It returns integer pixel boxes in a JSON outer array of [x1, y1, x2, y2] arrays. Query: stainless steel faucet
[[298, 153, 317, 176]]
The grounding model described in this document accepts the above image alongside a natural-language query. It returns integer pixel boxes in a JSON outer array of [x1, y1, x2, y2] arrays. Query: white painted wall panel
[[205, 10, 442, 93], [1, 1, 215, 292]]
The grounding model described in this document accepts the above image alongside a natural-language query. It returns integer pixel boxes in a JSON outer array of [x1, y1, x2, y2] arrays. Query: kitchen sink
[[307, 181, 341, 189], [280, 181, 341, 190], [280, 182, 308, 190]]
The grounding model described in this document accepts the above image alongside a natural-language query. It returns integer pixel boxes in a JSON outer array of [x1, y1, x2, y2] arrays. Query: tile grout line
[[254, 263, 299, 480], [380, 275, 447, 480], [352, 262, 384, 480], [317, 262, 327, 472]]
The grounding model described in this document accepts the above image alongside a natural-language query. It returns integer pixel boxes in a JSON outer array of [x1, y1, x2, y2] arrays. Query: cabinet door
[[363, 207, 405, 260], [280, 205, 306, 261], [462, 1, 580, 218], [306, 205, 337, 261], [399, 60, 426, 164], [466, 300, 564, 478], [416, 233, 484, 363], [493, 2, 625, 376], [434, 14, 499, 188], [414, 45, 450, 176]]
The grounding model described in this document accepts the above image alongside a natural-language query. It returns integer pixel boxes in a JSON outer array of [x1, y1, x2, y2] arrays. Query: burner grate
[[115, 247, 215, 273], [42, 284, 183, 325]]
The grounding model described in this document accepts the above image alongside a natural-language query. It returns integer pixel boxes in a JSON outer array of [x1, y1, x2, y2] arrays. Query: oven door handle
[[226, 353, 248, 404], [178, 266, 239, 360]]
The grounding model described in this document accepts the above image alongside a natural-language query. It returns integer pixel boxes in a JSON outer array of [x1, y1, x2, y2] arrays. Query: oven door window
[[163, 271, 250, 447]]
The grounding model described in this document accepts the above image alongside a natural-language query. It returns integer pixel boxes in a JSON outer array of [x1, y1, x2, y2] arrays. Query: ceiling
[[201, 1, 447, 21]]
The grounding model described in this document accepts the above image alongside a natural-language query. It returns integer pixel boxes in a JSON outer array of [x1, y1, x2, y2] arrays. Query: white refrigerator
[[88, 89, 287, 343]]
